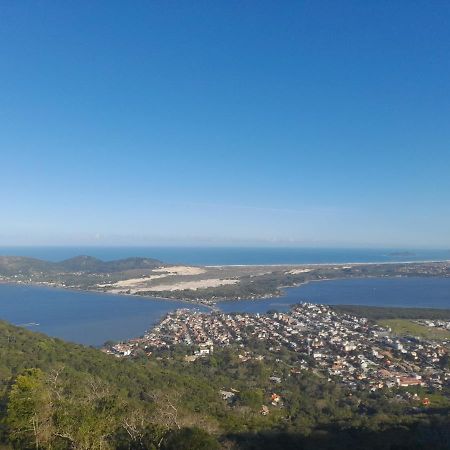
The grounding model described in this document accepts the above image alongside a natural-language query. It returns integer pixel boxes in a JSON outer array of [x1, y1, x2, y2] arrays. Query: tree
[[7, 369, 54, 449], [53, 375, 121, 450], [239, 389, 264, 409]]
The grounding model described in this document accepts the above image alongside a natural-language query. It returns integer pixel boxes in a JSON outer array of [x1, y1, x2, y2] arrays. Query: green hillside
[[0, 255, 162, 277], [0, 320, 449, 449]]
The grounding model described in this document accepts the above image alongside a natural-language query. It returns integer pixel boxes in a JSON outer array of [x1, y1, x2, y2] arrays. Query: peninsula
[[1, 255, 449, 305]]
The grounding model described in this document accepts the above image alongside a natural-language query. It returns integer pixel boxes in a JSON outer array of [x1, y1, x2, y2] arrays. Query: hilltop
[[0, 255, 162, 276]]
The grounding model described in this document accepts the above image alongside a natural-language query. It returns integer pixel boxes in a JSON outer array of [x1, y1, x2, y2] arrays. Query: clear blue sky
[[1, 1, 449, 247]]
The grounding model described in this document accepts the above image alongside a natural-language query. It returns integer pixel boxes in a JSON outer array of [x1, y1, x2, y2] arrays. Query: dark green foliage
[[55, 256, 162, 273], [333, 305, 450, 320], [6, 368, 53, 449], [238, 389, 264, 409], [162, 427, 220, 450], [0, 319, 449, 449], [0, 320, 226, 449], [0, 255, 162, 276], [0, 255, 162, 289], [228, 417, 450, 450]]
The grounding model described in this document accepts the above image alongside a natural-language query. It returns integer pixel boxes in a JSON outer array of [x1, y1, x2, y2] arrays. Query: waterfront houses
[[106, 303, 450, 392]]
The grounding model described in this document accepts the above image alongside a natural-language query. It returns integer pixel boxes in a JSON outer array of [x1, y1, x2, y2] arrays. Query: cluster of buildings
[[106, 303, 450, 392]]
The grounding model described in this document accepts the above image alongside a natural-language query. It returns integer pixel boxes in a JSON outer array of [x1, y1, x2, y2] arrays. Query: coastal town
[[106, 303, 450, 395]]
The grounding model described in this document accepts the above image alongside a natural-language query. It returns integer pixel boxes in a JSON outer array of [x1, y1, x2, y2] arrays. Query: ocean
[[0, 246, 449, 265]]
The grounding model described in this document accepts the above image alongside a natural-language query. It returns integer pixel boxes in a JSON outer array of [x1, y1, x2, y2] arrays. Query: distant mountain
[[0, 255, 163, 276], [101, 256, 164, 272], [54, 255, 106, 272], [0, 256, 54, 276]]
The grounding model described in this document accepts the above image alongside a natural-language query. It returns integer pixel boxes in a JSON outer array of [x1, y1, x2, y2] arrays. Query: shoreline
[[2, 273, 450, 311], [205, 259, 450, 268], [1, 259, 449, 307], [0, 280, 215, 309], [2, 276, 450, 347]]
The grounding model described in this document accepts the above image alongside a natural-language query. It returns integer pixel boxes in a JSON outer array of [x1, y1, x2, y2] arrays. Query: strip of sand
[[153, 266, 206, 276], [110, 278, 238, 294]]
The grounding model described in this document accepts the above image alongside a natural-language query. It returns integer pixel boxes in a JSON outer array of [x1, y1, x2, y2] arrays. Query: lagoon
[[0, 284, 208, 346], [1, 277, 449, 346], [217, 277, 450, 313]]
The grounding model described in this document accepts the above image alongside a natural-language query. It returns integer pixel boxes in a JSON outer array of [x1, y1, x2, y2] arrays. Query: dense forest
[[0, 320, 449, 449]]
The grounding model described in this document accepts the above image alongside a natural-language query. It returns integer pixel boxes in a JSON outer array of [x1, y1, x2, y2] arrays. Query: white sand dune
[[100, 265, 216, 293], [109, 278, 238, 294], [134, 278, 238, 292], [112, 274, 167, 287], [153, 265, 206, 276], [288, 268, 312, 274]]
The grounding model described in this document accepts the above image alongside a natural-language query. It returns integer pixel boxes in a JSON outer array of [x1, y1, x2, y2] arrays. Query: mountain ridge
[[0, 255, 163, 276]]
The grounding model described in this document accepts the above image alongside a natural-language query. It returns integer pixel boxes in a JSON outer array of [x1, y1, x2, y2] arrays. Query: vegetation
[[0, 255, 163, 290], [1, 255, 449, 302], [0, 256, 162, 276], [332, 305, 450, 321], [135, 262, 450, 302], [378, 319, 450, 341], [0, 319, 449, 449]]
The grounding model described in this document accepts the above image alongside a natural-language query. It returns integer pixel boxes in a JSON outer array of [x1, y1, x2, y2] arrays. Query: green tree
[[53, 376, 121, 450], [239, 389, 264, 409], [7, 369, 54, 449]]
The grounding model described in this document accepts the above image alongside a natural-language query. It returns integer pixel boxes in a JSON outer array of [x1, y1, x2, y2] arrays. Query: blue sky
[[1, 1, 449, 247]]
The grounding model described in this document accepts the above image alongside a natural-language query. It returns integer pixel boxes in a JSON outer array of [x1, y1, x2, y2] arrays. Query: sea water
[[0, 246, 449, 265]]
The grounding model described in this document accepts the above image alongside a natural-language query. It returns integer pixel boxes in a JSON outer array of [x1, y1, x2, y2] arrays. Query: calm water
[[1, 246, 449, 265], [217, 277, 450, 313], [0, 284, 207, 346], [1, 277, 449, 346]]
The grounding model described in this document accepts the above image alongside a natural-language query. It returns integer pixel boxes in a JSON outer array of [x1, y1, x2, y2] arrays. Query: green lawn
[[378, 319, 450, 341]]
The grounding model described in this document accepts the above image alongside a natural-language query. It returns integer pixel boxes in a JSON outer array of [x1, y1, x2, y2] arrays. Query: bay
[[217, 277, 450, 313], [0, 284, 207, 347], [1, 277, 449, 347]]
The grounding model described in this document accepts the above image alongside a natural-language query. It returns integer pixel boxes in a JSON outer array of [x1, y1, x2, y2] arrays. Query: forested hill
[[0, 255, 162, 276], [0, 320, 450, 449], [0, 319, 223, 449]]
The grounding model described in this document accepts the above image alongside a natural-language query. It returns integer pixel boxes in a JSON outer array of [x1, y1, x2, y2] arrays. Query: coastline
[[2, 272, 450, 309], [2, 274, 450, 347], [205, 259, 450, 268], [1, 258, 449, 306], [3, 276, 450, 313], [0, 280, 215, 309]]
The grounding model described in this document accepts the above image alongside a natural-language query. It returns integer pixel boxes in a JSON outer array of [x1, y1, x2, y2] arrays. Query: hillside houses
[[110, 303, 450, 392]]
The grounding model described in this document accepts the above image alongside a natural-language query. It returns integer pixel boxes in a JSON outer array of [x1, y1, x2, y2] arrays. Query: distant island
[[1, 254, 450, 305]]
